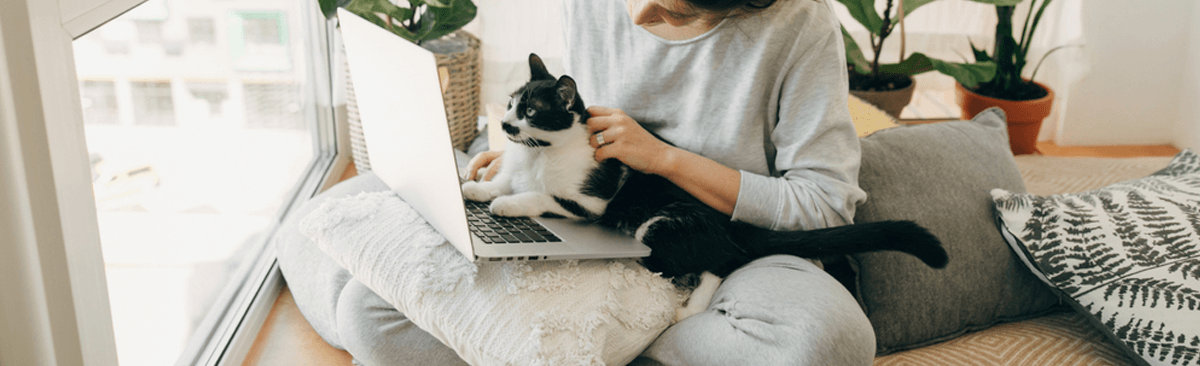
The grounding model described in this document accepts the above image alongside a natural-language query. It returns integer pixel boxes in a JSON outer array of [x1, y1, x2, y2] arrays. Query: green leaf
[[969, 38, 991, 63], [877, 52, 935, 77], [842, 26, 872, 74], [928, 57, 997, 88], [901, 0, 940, 16], [320, 0, 338, 19], [413, 0, 476, 42], [962, 0, 1023, 5], [876, 53, 997, 88], [835, 0, 884, 35], [321, 0, 356, 19], [343, 0, 418, 42]]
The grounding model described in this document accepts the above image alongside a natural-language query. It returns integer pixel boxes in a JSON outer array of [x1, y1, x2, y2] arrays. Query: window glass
[[72, 0, 322, 364]]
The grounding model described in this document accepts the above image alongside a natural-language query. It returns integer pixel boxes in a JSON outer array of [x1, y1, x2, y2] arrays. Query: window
[[130, 81, 176, 126], [230, 12, 291, 72], [70, 0, 339, 365], [189, 17, 217, 44], [81, 80, 120, 125], [187, 81, 229, 117], [134, 20, 165, 44], [244, 82, 304, 130], [243, 18, 282, 46]]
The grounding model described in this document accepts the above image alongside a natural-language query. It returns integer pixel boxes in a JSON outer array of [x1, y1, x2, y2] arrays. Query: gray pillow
[[851, 108, 1063, 355]]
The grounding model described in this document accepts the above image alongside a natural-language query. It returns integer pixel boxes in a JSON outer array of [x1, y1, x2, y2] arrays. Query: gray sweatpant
[[276, 172, 876, 366]]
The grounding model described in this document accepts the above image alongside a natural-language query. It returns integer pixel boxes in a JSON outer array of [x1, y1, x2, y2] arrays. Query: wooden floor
[[241, 142, 1182, 366]]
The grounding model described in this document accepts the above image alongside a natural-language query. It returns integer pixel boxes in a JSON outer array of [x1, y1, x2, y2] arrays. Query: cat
[[462, 54, 947, 321]]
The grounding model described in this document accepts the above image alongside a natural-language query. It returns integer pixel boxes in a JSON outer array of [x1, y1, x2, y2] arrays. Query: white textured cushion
[[299, 191, 679, 366]]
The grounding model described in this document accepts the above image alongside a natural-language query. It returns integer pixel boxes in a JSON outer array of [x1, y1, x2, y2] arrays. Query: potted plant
[[955, 0, 1075, 154], [838, 0, 1017, 118], [321, 0, 483, 151]]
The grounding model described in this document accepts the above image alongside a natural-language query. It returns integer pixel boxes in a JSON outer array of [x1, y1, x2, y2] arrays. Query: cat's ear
[[556, 75, 578, 109], [528, 53, 554, 81]]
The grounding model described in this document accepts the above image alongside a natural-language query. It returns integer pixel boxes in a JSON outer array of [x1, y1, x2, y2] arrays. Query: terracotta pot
[[850, 76, 916, 119], [955, 81, 1054, 155]]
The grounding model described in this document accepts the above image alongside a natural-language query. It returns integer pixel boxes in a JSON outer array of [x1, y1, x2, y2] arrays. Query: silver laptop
[[338, 9, 650, 263]]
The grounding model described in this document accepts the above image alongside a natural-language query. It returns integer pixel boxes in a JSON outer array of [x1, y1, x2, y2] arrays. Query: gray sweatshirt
[[562, 0, 867, 231]]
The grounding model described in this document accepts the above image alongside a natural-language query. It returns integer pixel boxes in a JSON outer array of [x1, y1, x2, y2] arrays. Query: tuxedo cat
[[463, 54, 947, 320]]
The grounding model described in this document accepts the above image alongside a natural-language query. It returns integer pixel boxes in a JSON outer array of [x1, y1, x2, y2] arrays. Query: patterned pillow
[[992, 149, 1200, 366]]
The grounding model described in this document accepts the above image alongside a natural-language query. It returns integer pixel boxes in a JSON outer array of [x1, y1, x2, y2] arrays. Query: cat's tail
[[732, 220, 947, 269]]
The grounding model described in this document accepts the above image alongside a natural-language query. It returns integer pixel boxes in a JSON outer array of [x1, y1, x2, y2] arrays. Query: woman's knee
[[335, 280, 467, 366], [642, 255, 875, 366]]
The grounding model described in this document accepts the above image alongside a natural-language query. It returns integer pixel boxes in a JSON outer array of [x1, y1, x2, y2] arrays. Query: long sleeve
[[730, 5, 866, 231]]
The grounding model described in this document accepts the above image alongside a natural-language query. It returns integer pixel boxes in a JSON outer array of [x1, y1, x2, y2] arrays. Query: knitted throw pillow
[[992, 150, 1200, 366], [299, 190, 679, 366]]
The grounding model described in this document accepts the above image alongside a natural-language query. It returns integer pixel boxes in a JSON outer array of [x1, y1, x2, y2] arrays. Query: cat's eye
[[525, 107, 536, 117]]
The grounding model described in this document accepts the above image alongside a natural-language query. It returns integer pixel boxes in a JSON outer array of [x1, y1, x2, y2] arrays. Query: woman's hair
[[684, 0, 779, 12]]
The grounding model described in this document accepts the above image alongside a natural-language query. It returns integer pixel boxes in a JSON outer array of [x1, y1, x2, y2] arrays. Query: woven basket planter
[[429, 30, 483, 152], [344, 30, 483, 173]]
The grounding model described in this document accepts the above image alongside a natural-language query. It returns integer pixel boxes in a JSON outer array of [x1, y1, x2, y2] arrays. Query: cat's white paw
[[461, 181, 500, 202], [674, 301, 706, 323], [489, 196, 542, 217], [674, 272, 722, 323]]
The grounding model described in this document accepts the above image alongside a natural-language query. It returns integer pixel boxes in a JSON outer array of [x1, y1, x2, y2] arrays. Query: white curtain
[[461, 0, 567, 111]]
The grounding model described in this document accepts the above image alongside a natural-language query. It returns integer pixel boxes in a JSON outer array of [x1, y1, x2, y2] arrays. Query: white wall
[[1058, 1, 1196, 146], [461, 0, 565, 110], [1176, 3, 1200, 151]]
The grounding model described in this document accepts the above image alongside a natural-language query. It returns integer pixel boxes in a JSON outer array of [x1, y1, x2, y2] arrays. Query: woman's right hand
[[465, 150, 504, 181]]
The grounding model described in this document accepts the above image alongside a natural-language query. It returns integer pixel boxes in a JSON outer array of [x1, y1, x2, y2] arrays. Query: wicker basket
[[344, 30, 483, 173], [431, 30, 483, 152]]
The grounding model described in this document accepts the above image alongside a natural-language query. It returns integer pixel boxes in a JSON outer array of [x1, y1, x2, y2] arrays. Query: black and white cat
[[463, 54, 947, 320]]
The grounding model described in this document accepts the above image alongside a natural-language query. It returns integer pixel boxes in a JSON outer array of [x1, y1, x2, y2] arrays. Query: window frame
[[0, 0, 351, 365]]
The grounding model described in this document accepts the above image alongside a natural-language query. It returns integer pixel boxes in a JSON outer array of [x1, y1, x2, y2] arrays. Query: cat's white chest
[[508, 143, 595, 195]]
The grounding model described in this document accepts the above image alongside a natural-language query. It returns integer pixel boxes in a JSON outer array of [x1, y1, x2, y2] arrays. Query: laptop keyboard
[[464, 200, 562, 244]]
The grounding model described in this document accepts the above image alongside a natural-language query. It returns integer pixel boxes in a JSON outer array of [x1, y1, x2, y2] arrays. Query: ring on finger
[[595, 131, 606, 145]]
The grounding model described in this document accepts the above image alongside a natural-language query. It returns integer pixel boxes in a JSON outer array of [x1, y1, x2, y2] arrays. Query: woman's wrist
[[650, 145, 686, 178]]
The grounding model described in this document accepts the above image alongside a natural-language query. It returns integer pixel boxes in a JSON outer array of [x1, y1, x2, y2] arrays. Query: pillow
[[299, 190, 680, 366], [992, 150, 1200, 366], [850, 107, 1063, 355]]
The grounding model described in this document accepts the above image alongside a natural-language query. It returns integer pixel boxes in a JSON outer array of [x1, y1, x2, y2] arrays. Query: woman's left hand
[[586, 106, 676, 175]]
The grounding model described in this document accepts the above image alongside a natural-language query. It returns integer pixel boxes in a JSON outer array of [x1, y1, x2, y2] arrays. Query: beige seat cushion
[[848, 94, 899, 137]]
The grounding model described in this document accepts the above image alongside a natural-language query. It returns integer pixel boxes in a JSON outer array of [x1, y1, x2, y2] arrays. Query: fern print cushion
[[992, 149, 1200, 366]]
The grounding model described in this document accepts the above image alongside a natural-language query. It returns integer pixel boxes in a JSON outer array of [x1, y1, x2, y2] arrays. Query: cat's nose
[[501, 122, 520, 135]]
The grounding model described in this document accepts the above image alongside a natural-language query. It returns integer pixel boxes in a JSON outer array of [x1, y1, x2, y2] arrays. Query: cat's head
[[499, 53, 587, 148]]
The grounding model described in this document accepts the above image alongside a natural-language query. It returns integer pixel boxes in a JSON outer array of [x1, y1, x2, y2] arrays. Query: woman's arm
[[587, 106, 740, 215]]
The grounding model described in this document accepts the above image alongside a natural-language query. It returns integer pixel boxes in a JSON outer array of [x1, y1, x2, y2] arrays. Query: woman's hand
[[587, 106, 676, 175], [465, 150, 504, 181]]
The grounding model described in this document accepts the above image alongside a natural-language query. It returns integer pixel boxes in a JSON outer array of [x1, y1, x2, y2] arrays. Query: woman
[[289, 0, 875, 365], [464, 0, 876, 364]]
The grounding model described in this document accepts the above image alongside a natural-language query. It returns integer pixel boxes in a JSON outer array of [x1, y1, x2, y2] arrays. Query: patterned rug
[[1013, 155, 1174, 196], [873, 311, 1135, 366]]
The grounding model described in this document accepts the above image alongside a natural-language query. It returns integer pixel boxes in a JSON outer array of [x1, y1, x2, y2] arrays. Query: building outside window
[[70, 0, 333, 364]]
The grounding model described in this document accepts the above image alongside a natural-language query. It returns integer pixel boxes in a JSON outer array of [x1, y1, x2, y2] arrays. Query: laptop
[[338, 9, 651, 263]]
